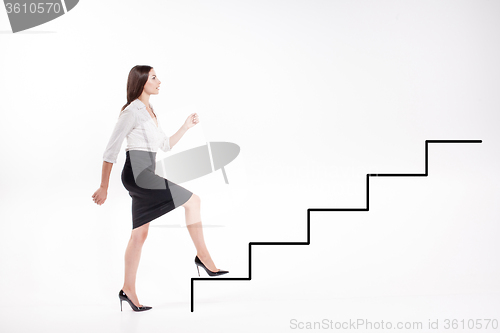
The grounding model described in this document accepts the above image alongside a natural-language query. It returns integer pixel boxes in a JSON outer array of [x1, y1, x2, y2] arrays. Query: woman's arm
[[103, 108, 136, 164], [92, 161, 113, 205], [168, 124, 188, 149], [100, 161, 113, 189], [168, 113, 199, 149], [95, 107, 136, 205]]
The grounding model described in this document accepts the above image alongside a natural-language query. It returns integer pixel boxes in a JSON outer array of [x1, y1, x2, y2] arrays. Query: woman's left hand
[[184, 113, 199, 130]]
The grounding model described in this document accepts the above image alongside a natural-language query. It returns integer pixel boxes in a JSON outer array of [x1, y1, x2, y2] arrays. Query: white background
[[0, 1, 499, 332]]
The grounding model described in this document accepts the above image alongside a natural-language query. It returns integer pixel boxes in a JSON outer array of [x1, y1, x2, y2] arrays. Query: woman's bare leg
[[182, 194, 220, 272], [122, 222, 150, 307]]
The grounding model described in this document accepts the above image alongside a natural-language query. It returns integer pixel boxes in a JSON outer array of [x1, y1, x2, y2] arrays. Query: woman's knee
[[183, 193, 200, 208], [131, 223, 149, 243]]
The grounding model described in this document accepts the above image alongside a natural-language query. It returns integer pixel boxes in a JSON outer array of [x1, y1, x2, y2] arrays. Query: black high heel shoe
[[119, 290, 152, 312], [194, 256, 229, 277]]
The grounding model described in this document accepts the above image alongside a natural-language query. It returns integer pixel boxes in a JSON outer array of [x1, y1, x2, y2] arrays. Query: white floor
[[1, 291, 498, 332]]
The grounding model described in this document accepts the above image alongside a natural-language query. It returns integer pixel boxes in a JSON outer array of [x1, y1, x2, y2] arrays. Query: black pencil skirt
[[121, 150, 193, 229]]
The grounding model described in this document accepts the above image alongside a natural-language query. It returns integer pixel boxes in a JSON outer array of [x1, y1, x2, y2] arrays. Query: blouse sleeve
[[102, 108, 136, 163], [158, 127, 171, 152]]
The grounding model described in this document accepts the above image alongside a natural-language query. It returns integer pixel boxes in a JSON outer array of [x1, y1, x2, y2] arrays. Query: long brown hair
[[121, 65, 153, 112]]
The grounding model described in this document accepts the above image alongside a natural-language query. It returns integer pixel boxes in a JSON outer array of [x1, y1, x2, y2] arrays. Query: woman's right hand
[[92, 186, 108, 205]]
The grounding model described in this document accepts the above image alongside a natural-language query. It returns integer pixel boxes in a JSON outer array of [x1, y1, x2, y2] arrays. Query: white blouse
[[102, 98, 171, 164]]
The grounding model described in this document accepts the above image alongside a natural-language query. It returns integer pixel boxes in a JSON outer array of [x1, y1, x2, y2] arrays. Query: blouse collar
[[131, 98, 159, 127], [132, 98, 153, 110]]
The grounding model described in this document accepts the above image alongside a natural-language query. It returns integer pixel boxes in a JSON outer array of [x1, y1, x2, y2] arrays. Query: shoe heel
[[118, 289, 152, 312], [194, 255, 229, 277]]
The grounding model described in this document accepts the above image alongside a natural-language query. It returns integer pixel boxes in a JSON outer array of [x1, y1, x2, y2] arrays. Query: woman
[[91, 65, 228, 312]]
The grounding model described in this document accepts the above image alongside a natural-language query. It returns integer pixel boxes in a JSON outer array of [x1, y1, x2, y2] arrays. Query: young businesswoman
[[91, 65, 228, 312]]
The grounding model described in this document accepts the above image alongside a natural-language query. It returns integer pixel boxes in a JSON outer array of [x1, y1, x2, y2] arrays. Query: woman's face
[[142, 68, 161, 95]]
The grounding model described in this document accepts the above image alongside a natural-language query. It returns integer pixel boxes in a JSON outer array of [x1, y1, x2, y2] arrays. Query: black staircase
[[190, 139, 482, 312]]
